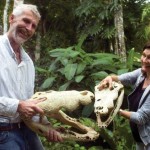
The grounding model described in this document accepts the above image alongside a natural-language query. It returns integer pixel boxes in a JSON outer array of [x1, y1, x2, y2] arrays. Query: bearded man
[[0, 4, 62, 150]]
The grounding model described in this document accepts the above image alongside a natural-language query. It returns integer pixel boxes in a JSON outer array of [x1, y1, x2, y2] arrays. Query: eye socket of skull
[[97, 99, 101, 101], [113, 85, 117, 89], [90, 95, 94, 99]]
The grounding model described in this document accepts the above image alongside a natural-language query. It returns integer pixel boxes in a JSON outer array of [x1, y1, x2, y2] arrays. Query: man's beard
[[12, 31, 27, 44], [12, 28, 30, 44]]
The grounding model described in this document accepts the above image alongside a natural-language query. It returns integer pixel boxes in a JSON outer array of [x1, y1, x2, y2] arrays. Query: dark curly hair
[[143, 42, 150, 51]]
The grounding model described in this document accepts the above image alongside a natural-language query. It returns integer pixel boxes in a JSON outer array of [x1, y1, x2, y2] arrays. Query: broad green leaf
[[88, 53, 119, 59], [41, 77, 55, 89], [92, 59, 114, 66], [99, 66, 118, 74], [49, 58, 60, 71], [49, 48, 66, 57], [64, 63, 78, 80], [91, 71, 108, 79], [117, 69, 129, 75], [77, 34, 87, 48], [127, 48, 134, 71], [82, 103, 94, 117], [35, 67, 49, 73], [75, 75, 85, 83], [76, 63, 86, 75], [60, 58, 69, 66], [57, 68, 65, 75], [59, 82, 71, 91], [67, 50, 80, 58], [49, 47, 80, 58]]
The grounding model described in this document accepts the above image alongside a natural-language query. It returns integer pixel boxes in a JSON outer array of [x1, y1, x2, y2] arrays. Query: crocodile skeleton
[[94, 81, 124, 128], [21, 81, 124, 142], [21, 90, 99, 141]]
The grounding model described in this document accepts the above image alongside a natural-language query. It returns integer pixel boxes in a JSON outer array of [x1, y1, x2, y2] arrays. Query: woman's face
[[141, 49, 150, 74]]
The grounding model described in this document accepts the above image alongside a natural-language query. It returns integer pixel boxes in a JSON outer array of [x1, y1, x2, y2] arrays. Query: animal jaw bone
[[21, 90, 99, 141], [94, 81, 124, 128]]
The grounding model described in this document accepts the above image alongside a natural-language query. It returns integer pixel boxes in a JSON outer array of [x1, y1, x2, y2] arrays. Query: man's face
[[8, 10, 39, 44]]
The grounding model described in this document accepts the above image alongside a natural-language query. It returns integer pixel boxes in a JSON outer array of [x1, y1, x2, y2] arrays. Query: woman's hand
[[97, 75, 116, 90]]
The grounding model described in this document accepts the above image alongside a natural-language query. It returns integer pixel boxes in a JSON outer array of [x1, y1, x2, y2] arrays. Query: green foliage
[[36, 46, 140, 149], [140, 3, 150, 40], [36, 46, 121, 91], [24, 1, 142, 149], [0, 0, 147, 149], [89, 115, 135, 150], [40, 115, 135, 149], [0, 1, 5, 27], [24, 0, 149, 56], [41, 139, 84, 150], [112, 115, 135, 150], [40, 117, 100, 150], [123, 0, 150, 50], [141, 3, 150, 22], [42, 141, 102, 150], [36, 45, 140, 119], [75, 0, 116, 52], [37, 46, 91, 91], [126, 48, 141, 71], [48, 47, 135, 87], [0, 0, 14, 32]]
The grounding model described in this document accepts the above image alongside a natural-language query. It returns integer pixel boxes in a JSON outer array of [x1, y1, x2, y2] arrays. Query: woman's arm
[[119, 109, 132, 119]]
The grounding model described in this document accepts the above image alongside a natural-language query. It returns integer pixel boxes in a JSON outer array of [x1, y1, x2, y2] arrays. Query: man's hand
[[46, 128, 63, 142], [17, 98, 46, 119]]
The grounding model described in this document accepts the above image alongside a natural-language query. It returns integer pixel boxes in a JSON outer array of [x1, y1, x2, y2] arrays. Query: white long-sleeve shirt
[[0, 34, 35, 123]]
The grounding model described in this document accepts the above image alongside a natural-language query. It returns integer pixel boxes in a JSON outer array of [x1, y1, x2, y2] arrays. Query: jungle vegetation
[[1, 0, 150, 149]]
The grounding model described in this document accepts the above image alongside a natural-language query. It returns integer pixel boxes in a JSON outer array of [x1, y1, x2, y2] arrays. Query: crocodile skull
[[21, 90, 99, 141], [94, 81, 124, 128]]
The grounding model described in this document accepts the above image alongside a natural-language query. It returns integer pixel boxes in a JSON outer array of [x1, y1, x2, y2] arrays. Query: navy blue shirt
[[128, 81, 145, 143]]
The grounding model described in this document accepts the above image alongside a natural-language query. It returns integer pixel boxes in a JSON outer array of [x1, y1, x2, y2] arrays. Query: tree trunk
[[35, 30, 41, 61], [3, 0, 25, 34], [0, 25, 3, 35], [114, 4, 126, 62], [3, 0, 10, 33], [13, 0, 24, 9]]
